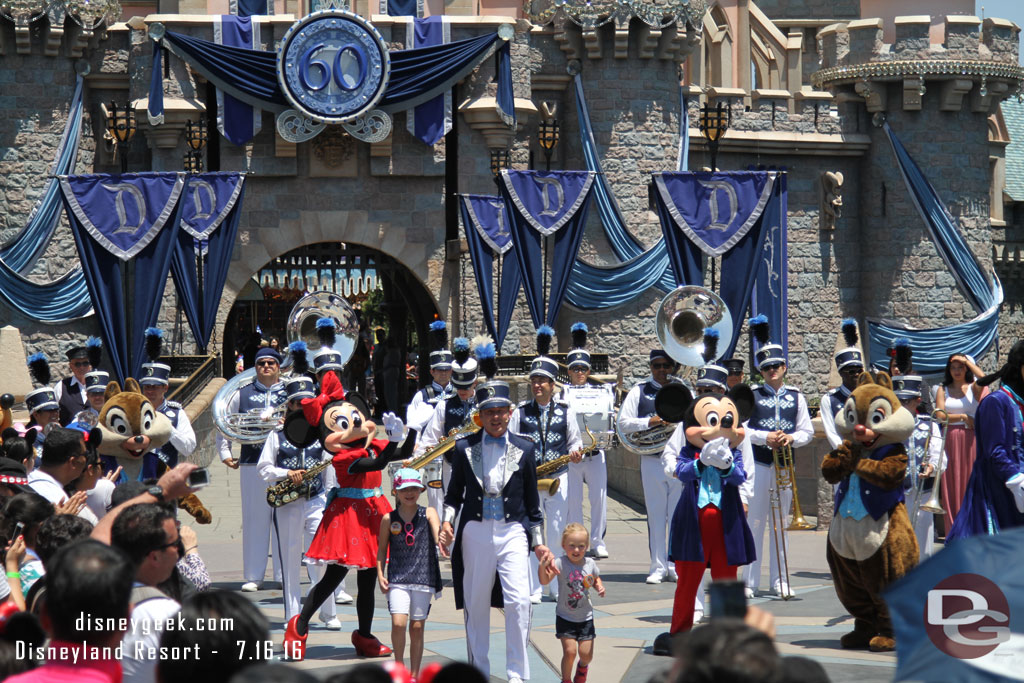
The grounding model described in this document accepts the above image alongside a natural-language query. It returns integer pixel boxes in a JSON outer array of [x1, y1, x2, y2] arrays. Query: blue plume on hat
[[536, 325, 555, 356], [27, 353, 51, 387], [472, 335, 498, 380], [452, 337, 471, 365], [429, 320, 448, 351], [703, 328, 720, 364], [289, 340, 309, 375], [841, 318, 858, 347], [748, 315, 770, 346], [86, 336, 103, 368], [570, 322, 588, 350], [316, 317, 336, 349], [145, 327, 163, 362]]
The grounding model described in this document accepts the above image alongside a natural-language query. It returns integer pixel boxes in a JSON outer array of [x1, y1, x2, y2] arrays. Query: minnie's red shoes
[[351, 629, 393, 657], [283, 615, 308, 661]]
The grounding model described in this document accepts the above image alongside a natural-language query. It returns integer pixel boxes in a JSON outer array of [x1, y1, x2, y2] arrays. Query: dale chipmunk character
[[652, 373, 756, 656], [821, 370, 918, 652]]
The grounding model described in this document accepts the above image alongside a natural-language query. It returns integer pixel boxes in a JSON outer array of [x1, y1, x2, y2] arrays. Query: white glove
[[1006, 473, 1024, 514], [699, 437, 733, 470], [382, 412, 405, 443]]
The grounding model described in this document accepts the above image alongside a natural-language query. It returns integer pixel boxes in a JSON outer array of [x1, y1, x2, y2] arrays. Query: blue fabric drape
[[1, 75, 85, 272], [148, 40, 165, 126], [865, 122, 1002, 374], [564, 74, 675, 309], [153, 30, 510, 123], [386, 0, 418, 15], [459, 195, 521, 350], [406, 17, 450, 146], [0, 265, 93, 322], [60, 173, 185, 382], [216, 16, 262, 146], [751, 171, 789, 358], [498, 171, 595, 326], [496, 41, 515, 128], [170, 173, 245, 353], [234, 0, 270, 16], [654, 171, 780, 356]]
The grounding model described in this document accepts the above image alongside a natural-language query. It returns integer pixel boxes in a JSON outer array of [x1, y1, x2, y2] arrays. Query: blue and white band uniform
[[142, 400, 196, 480], [406, 381, 454, 432], [216, 378, 288, 586], [413, 393, 477, 525], [258, 427, 337, 622], [618, 376, 682, 581], [742, 383, 814, 595], [560, 383, 614, 557], [819, 385, 852, 450], [903, 415, 945, 560], [510, 398, 582, 600]]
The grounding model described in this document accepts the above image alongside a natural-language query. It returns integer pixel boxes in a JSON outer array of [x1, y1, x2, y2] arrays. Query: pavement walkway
[[193, 461, 901, 682]]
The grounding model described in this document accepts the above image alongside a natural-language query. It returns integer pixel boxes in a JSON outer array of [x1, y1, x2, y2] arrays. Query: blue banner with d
[[498, 170, 595, 327], [654, 171, 781, 357], [459, 194, 520, 351], [59, 173, 186, 383], [885, 527, 1024, 682]]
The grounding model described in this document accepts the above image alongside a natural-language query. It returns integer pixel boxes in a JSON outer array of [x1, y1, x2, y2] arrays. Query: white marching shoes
[[335, 590, 354, 604], [645, 571, 664, 585], [744, 586, 755, 600], [241, 582, 260, 592], [320, 617, 342, 630], [592, 546, 609, 559], [773, 581, 795, 598]]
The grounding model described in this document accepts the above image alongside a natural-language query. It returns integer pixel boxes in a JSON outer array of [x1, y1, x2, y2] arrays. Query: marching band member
[[217, 346, 289, 592], [438, 365, 554, 683], [407, 321, 454, 432], [820, 320, 865, 450], [53, 337, 101, 425], [411, 337, 478, 523], [259, 372, 340, 627], [510, 326, 582, 603], [887, 338, 932, 415], [560, 322, 612, 559], [892, 375, 944, 559], [723, 358, 745, 389], [742, 316, 814, 599], [139, 329, 196, 480], [25, 354, 60, 457], [618, 349, 681, 584]]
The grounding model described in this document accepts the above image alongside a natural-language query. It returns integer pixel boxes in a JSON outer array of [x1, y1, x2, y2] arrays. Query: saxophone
[[536, 426, 598, 495], [266, 458, 332, 508], [405, 410, 482, 487]]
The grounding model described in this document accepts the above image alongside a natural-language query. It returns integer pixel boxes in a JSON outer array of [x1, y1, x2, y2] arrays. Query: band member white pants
[[272, 494, 337, 621], [907, 488, 935, 560], [461, 518, 532, 681], [640, 455, 681, 577], [743, 462, 792, 592], [567, 450, 608, 553], [426, 460, 453, 524], [241, 464, 281, 584], [530, 471, 568, 599]]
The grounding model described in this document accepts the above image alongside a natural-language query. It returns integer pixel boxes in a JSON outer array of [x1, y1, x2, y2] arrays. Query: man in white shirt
[[111, 503, 184, 683], [27, 427, 88, 513]]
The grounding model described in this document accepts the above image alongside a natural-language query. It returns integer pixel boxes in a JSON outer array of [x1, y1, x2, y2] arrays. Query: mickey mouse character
[[652, 382, 756, 655], [282, 371, 416, 661]]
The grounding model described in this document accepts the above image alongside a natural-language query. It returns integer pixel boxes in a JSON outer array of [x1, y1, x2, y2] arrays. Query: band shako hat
[[472, 337, 510, 409], [696, 329, 728, 391], [25, 353, 57, 414], [835, 318, 864, 371], [529, 325, 558, 381], [313, 348, 343, 374], [85, 370, 110, 393], [140, 328, 170, 386], [566, 322, 590, 369], [748, 315, 785, 369], [285, 377, 317, 401], [451, 337, 478, 387], [892, 375, 924, 400], [428, 320, 454, 370]]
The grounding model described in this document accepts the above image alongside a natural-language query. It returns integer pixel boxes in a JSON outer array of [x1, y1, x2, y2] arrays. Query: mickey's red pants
[[670, 504, 738, 634]]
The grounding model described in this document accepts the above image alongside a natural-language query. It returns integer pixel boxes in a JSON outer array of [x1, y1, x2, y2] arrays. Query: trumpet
[[536, 426, 603, 495], [406, 411, 482, 488], [915, 409, 950, 525], [266, 459, 332, 507]]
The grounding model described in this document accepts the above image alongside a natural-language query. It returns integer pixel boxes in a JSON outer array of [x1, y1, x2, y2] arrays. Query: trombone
[[914, 409, 950, 526], [769, 443, 811, 601]]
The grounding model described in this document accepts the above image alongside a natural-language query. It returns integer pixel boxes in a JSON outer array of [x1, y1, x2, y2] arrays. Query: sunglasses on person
[[256, 360, 278, 368], [651, 362, 674, 370], [727, 369, 743, 376], [154, 534, 185, 558], [839, 366, 863, 375], [70, 360, 91, 368], [761, 363, 785, 372]]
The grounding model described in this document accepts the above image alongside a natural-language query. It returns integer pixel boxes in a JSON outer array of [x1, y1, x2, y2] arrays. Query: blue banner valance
[[58, 173, 185, 261], [405, 17, 452, 146], [498, 171, 595, 326], [215, 15, 263, 146], [462, 193, 512, 255], [178, 172, 245, 240]]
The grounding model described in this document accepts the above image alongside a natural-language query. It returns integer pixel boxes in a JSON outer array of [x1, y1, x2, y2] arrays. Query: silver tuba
[[615, 286, 732, 455], [213, 291, 360, 444]]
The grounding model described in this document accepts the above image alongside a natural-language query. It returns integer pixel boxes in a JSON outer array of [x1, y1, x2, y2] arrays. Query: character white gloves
[[1006, 473, 1024, 514], [383, 412, 405, 442], [699, 437, 734, 470]]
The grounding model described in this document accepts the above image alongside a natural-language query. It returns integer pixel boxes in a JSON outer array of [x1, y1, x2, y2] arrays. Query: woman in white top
[[935, 353, 987, 534]]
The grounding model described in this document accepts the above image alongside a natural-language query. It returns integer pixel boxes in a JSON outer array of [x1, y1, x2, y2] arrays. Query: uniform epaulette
[[750, 383, 764, 390], [516, 399, 530, 409], [783, 385, 801, 393], [273, 423, 284, 432], [166, 400, 182, 409]]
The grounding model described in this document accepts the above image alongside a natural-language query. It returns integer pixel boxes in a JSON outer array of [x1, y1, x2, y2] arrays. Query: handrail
[[167, 354, 219, 408]]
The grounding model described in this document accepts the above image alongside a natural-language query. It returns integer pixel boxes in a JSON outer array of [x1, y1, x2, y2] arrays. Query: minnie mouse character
[[652, 382, 756, 655], [282, 372, 416, 661]]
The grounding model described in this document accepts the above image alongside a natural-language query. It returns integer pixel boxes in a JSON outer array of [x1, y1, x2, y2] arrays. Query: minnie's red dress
[[304, 438, 394, 568]]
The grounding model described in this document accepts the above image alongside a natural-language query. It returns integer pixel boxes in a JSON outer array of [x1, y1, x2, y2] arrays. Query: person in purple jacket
[[948, 340, 1024, 540], [652, 382, 756, 655]]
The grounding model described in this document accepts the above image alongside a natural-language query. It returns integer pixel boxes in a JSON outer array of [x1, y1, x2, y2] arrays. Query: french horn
[[213, 291, 360, 444], [615, 286, 732, 456]]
